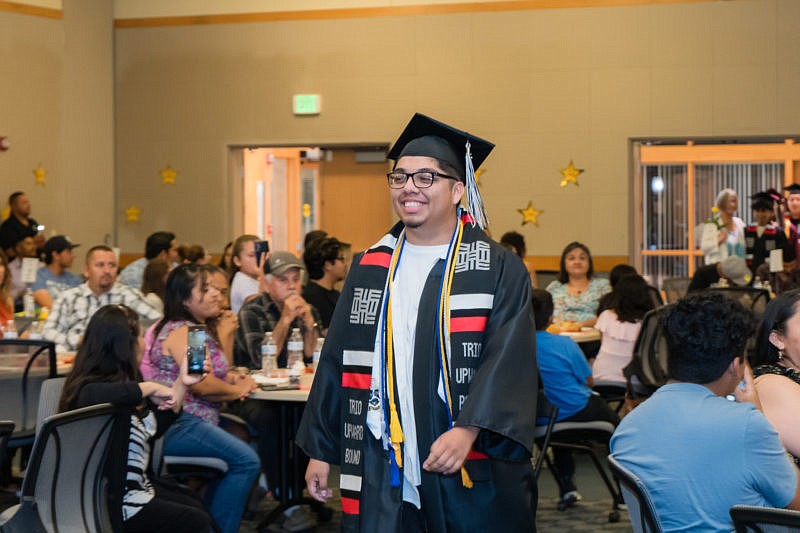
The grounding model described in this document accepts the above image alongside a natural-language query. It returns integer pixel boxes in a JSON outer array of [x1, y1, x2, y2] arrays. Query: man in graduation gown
[[744, 191, 787, 275], [296, 114, 538, 532]]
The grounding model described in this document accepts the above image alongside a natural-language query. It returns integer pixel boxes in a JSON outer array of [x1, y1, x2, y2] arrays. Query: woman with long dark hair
[[592, 274, 655, 386], [59, 305, 213, 532], [545, 241, 610, 328], [142, 263, 259, 533], [752, 290, 800, 466]]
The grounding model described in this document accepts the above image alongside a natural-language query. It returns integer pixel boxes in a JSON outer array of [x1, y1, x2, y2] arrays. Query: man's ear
[[451, 180, 465, 205]]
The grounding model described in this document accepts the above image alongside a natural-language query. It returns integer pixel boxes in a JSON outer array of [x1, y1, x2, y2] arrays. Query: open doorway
[[230, 145, 393, 255]]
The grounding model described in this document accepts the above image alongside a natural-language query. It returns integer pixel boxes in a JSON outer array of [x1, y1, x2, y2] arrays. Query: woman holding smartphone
[[59, 304, 213, 533], [143, 264, 259, 533]]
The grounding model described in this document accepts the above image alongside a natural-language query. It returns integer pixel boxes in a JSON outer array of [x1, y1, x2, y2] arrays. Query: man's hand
[[306, 459, 333, 502], [281, 294, 313, 325], [423, 426, 480, 475], [215, 309, 239, 339], [734, 360, 762, 411]]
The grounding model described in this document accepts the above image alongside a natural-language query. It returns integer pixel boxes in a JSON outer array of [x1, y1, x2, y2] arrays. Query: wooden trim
[[527, 255, 629, 272], [0, 0, 62, 19], [640, 140, 800, 164], [640, 250, 702, 256], [115, 0, 713, 28]]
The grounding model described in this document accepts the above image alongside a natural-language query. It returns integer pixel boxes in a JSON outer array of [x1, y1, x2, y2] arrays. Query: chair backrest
[[0, 339, 58, 433], [20, 404, 127, 533], [662, 277, 691, 304], [647, 285, 664, 308], [536, 270, 560, 289], [0, 420, 14, 471], [36, 377, 66, 431], [730, 504, 800, 532], [623, 306, 671, 398], [707, 287, 771, 319], [533, 391, 559, 480], [607, 454, 663, 533]]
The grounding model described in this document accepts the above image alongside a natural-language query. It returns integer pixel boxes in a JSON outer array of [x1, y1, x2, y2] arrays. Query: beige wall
[[113, 0, 800, 257], [1, 1, 113, 269]]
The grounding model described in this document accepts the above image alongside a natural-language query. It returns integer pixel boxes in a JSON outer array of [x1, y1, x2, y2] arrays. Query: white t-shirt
[[592, 309, 642, 385], [230, 271, 260, 313], [366, 241, 448, 508]]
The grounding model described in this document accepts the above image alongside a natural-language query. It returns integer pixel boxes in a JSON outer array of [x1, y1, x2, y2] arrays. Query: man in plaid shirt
[[42, 244, 162, 351]]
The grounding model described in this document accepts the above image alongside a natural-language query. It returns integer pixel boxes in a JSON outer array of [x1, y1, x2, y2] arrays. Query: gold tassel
[[389, 407, 405, 467], [461, 466, 473, 488]]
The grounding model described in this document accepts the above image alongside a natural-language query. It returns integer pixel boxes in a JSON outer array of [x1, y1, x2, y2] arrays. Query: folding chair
[[661, 277, 691, 304], [607, 454, 663, 533], [536, 270, 560, 289], [533, 392, 559, 480], [646, 285, 664, 308], [0, 403, 128, 533], [0, 340, 58, 483], [533, 394, 622, 521], [707, 287, 770, 320], [730, 504, 800, 532], [623, 306, 672, 403]]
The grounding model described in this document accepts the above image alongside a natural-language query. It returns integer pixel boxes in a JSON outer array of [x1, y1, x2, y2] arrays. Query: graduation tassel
[[464, 140, 489, 230], [389, 450, 402, 488], [460, 466, 473, 489]]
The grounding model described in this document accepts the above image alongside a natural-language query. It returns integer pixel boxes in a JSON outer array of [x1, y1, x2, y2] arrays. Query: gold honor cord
[[436, 220, 473, 488], [385, 232, 406, 468]]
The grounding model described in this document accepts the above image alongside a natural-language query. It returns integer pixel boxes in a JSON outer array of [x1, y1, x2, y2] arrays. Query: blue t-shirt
[[30, 267, 83, 300], [535, 330, 592, 421], [610, 382, 797, 532]]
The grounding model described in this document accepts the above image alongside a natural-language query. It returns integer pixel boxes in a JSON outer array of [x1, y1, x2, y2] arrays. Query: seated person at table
[[59, 304, 213, 533], [596, 264, 637, 314], [42, 245, 161, 351], [142, 263, 259, 533], [533, 289, 619, 506], [687, 255, 751, 293], [141, 258, 170, 314], [31, 235, 83, 310], [8, 235, 41, 307], [546, 241, 610, 328], [232, 252, 319, 495], [229, 234, 264, 314], [500, 230, 538, 288], [751, 291, 800, 467], [610, 292, 800, 532], [0, 191, 44, 260], [593, 274, 654, 388], [302, 236, 347, 335], [119, 231, 179, 289], [0, 251, 14, 327]]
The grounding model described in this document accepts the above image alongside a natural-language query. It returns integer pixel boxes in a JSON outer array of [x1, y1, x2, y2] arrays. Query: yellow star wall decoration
[[161, 165, 177, 184], [33, 164, 46, 186], [518, 201, 543, 227], [125, 205, 141, 223], [560, 160, 584, 187]]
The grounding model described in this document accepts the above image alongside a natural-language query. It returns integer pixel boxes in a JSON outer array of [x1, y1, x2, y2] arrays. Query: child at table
[[533, 289, 619, 507]]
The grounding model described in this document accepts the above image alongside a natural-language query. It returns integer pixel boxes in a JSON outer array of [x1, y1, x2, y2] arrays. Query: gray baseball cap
[[267, 251, 305, 276]]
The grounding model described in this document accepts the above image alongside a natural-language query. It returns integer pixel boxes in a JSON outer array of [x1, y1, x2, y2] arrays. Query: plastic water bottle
[[287, 327, 304, 384], [23, 288, 36, 318], [260, 332, 278, 376], [3, 319, 17, 339], [313, 337, 325, 371]]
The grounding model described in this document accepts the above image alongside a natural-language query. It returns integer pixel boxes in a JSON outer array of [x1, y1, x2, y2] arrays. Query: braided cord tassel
[[464, 140, 488, 229]]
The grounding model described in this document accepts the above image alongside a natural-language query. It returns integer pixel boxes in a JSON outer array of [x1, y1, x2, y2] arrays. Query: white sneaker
[[561, 490, 583, 507]]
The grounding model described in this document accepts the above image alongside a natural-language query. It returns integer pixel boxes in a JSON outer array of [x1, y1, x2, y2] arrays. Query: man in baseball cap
[[689, 255, 752, 292], [31, 235, 82, 309]]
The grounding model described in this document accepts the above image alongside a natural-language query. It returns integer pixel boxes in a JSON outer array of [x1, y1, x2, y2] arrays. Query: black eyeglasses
[[387, 171, 458, 189]]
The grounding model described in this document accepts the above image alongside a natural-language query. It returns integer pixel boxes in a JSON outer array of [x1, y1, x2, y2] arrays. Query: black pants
[[123, 479, 215, 533], [552, 394, 619, 496]]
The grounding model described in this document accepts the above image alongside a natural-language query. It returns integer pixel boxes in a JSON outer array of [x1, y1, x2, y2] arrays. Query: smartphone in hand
[[187, 325, 207, 375]]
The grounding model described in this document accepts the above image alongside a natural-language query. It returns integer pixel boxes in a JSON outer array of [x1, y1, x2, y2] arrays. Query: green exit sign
[[293, 94, 321, 115]]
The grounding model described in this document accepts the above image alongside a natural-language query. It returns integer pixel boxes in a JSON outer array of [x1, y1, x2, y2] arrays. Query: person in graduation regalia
[[744, 191, 787, 275], [782, 184, 800, 263], [296, 114, 538, 532]]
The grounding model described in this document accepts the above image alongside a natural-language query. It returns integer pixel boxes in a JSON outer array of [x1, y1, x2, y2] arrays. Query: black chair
[[0, 403, 128, 533], [592, 383, 627, 414], [607, 454, 662, 533], [730, 504, 800, 532], [647, 285, 664, 308], [532, 391, 559, 480], [536, 270, 560, 289], [533, 394, 622, 521], [0, 340, 58, 483], [707, 287, 771, 319], [662, 277, 691, 304], [0, 422, 13, 474], [623, 306, 671, 402]]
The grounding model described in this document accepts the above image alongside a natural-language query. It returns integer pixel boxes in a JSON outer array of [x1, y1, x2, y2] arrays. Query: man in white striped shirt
[[42, 245, 162, 351]]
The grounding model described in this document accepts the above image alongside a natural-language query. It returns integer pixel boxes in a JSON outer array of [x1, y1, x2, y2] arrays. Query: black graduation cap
[[386, 113, 495, 228], [750, 191, 775, 210], [387, 113, 494, 178], [784, 184, 800, 195]]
